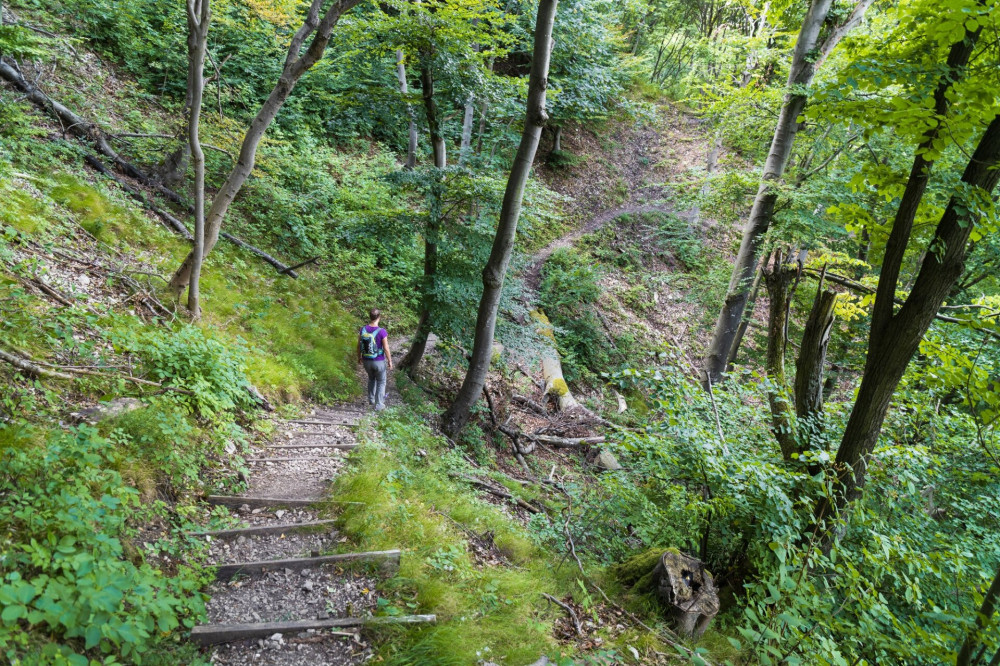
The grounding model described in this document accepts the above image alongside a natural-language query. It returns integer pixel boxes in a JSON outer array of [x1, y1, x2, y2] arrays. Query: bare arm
[[383, 337, 393, 369]]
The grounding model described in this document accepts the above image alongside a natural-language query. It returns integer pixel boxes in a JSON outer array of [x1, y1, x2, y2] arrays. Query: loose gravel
[[205, 567, 379, 625], [203, 530, 337, 565]]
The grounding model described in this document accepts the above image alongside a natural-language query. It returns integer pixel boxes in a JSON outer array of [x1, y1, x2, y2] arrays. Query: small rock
[[275, 510, 286, 519], [236, 536, 247, 545], [302, 580, 314, 592], [251, 508, 263, 514], [300, 569, 311, 577], [240, 504, 251, 513], [595, 450, 623, 471], [284, 568, 294, 576]]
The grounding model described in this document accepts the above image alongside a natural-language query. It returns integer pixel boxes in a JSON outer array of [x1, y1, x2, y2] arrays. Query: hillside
[[4, 0, 1000, 665]]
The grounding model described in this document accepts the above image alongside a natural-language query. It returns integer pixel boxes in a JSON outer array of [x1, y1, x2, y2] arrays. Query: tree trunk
[[762, 251, 798, 460], [702, 0, 873, 387], [400, 60, 447, 371], [552, 124, 562, 152], [956, 560, 1000, 665], [185, 0, 210, 319], [395, 49, 418, 170], [725, 261, 762, 368], [459, 96, 475, 164], [168, 0, 362, 296], [794, 273, 837, 423], [818, 112, 1000, 530], [438, 0, 558, 436]]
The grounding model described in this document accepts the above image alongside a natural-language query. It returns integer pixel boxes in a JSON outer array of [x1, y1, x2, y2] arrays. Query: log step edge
[[191, 614, 437, 646], [187, 519, 337, 539], [214, 549, 402, 581]]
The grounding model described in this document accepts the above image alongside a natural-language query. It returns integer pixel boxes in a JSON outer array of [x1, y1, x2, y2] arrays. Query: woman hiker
[[358, 308, 393, 411]]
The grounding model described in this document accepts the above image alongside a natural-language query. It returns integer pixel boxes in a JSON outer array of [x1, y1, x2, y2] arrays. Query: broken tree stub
[[653, 549, 720, 639]]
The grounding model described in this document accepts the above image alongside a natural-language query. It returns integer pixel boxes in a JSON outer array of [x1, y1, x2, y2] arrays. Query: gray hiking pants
[[362, 359, 387, 410]]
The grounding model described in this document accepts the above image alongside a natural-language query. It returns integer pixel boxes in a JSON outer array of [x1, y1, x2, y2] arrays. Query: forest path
[[524, 201, 677, 292], [186, 389, 427, 665], [524, 109, 707, 294]]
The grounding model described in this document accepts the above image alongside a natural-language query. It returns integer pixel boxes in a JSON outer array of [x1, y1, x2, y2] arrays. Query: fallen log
[[82, 155, 301, 278], [0, 58, 185, 207], [531, 434, 605, 448], [451, 473, 541, 514], [530, 310, 580, 411]]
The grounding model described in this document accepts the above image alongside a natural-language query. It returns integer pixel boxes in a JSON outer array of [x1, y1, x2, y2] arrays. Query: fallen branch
[[541, 593, 583, 637], [83, 156, 300, 277], [0, 58, 185, 207], [452, 473, 541, 514], [219, 232, 299, 277], [513, 393, 547, 415], [0, 348, 72, 379], [0, 347, 194, 395], [531, 434, 605, 448]]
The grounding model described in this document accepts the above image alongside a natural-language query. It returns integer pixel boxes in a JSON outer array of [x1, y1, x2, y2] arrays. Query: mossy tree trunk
[[440, 0, 559, 436]]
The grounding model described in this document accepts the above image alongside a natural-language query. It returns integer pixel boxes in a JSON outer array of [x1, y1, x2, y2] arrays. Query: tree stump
[[653, 550, 720, 639]]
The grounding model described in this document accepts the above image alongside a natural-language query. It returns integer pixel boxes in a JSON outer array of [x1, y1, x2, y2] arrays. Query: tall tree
[[168, 0, 364, 297], [441, 0, 559, 436], [701, 0, 874, 386], [184, 0, 210, 319], [815, 44, 1000, 528], [400, 56, 447, 371], [395, 49, 418, 169]]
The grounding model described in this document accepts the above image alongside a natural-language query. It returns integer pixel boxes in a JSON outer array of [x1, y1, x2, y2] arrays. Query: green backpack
[[360, 327, 382, 359]]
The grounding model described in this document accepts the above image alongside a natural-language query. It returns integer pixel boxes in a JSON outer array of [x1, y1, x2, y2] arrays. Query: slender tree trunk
[[459, 95, 475, 164], [552, 124, 562, 152], [817, 113, 1000, 530], [395, 49, 418, 170], [185, 0, 210, 319], [957, 560, 1000, 665], [441, 0, 559, 437], [762, 251, 798, 460], [702, 0, 873, 387], [401, 60, 447, 371], [169, 0, 362, 295]]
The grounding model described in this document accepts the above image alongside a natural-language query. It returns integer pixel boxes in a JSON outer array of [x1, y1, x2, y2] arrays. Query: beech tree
[[168, 0, 364, 298], [701, 0, 874, 386], [815, 20, 1000, 529], [441, 0, 559, 436], [184, 0, 210, 318]]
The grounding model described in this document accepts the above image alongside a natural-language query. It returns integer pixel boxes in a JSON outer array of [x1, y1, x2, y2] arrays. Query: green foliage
[[539, 247, 615, 382], [111, 325, 254, 417], [0, 425, 207, 665], [332, 407, 583, 664]]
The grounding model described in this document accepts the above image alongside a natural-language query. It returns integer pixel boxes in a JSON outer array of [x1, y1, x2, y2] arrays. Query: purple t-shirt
[[361, 325, 387, 360]]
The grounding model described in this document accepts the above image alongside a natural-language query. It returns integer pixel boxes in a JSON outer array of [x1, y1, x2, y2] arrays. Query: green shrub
[[111, 325, 254, 418], [0, 426, 206, 664]]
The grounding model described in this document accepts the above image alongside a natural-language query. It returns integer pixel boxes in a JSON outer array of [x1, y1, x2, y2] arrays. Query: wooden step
[[191, 614, 436, 646], [214, 549, 401, 581], [289, 419, 358, 427], [187, 519, 337, 539], [205, 495, 340, 509], [246, 456, 334, 463], [269, 443, 358, 450]]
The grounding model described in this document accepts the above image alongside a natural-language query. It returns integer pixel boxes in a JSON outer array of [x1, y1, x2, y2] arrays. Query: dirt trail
[[524, 202, 677, 291], [524, 108, 708, 293]]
